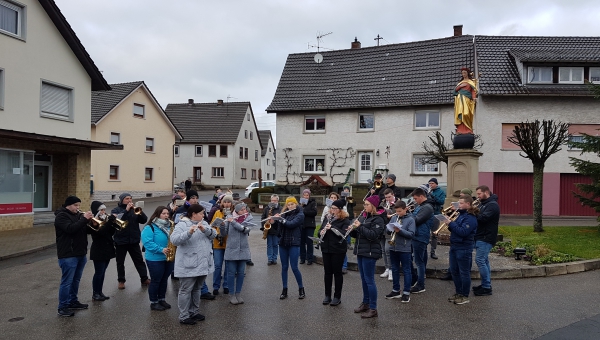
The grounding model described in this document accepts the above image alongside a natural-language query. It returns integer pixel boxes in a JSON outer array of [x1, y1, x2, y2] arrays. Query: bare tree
[[507, 120, 570, 232], [420, 131, 484, 165]]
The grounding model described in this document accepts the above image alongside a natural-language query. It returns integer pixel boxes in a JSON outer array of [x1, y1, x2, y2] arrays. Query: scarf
[[152, 218, 171, 236]]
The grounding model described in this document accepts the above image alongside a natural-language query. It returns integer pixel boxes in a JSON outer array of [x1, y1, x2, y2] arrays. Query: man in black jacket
[[473, 185, 500, 296], [112, 193, 149, 290], [378, 174, 403, 201], [261, 194, 282, 265], [300, 189, 318, 265], [55, 196, 93, 317]]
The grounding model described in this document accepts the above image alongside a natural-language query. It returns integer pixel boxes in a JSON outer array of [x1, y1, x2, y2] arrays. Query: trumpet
[[374, 179, 383, 189], [433, 210, 459, 236], [113, 218, 128, 230], [133, 201, 144, 215], [88, 215, 107, 232], [387, 213, 399, 246]]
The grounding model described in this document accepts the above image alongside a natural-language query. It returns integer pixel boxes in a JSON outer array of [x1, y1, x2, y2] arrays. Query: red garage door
[[494, 173, 533, 215], [559, 174, 596, 216]]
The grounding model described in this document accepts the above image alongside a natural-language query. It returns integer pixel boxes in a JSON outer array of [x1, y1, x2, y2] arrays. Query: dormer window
[[527, 67, 552, 83], [559, 67, 583, 84]]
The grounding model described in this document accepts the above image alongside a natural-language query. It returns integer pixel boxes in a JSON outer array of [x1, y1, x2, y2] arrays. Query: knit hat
[[419, 184, 429, 192], [428, 178, 438, 185], [343, 184, 350, 190], [332, 199, 345, 210], [221, 195, 234, 203], [64, 195, 81, 207], [119, 193, 132, 204], [302, 189, 311, 195], [186, 190, 199, 200], [90, 200, 103, 215], [461, 188, 473, 196], [234, 202, 247, 213], [387, 174, 396, 182], [285, 197, 298, 205], [365, 195, 380, 208]]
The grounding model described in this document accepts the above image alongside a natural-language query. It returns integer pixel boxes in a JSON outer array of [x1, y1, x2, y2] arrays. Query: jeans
[[475, 240, 493, 289], [279, 245, 303, 289], [146, 260, 174, 303], [58, 256, 87, 309], [266, 234, 280, 262], [412, 240, 428, 287], [226, 260, 246, 294], [357, 256, 377, 310], [342, 236, 351, 270], [389, 251, 412, 294], [380, 238, 390, 269], [115, 243, 148, 283], [178, 276, 205, 321], [92, 260, 110, 294], [449, 247, 473, 297], [322, 252, 345, 298], [300, 228, 315, 262], [212, 249, 228, 290]]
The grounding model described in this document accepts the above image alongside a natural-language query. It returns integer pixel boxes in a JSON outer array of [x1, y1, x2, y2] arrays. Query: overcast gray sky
[[55, 0, 600, 146]]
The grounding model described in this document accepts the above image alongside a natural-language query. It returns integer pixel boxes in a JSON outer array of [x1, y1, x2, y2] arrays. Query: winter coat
[[351, 213, 385, 259], [430, 187, 446, 215], [411, 200, 435, 245], [261, 204, 282, 236], [388, 214, 416, 253], [278, 208, 304, 247], [320, 205, 347, 224], [88, 221, 116, 261], [221, 214, 253, 261], [54, 207, 89, 259], [141, 223, 170, 262], [170, 218, 216, 278], [475, 194, 500, 245], [378, 183, 402, 201], [301, 198, 317, 229], [318, 216, 351, 254], [111, 204, 148, 246], [448, 210, 478, 250]]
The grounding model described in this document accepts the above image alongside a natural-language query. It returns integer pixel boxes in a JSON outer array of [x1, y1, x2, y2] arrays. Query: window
[[250, 131, 253, 140], [145, 168, 153, 181], [245, 130, 248, 139], [415, 111, 440, 129], [527, 67, 552, 83], [273, 159, 276, 167], [145, 138, 154, 152], [590, 68, 600, 84], [193, 167, 201, 182], [0, 68, 4, 109], [174, 145, 179, 157], [559, 67, 584, 84], [413, 155, 439, 174], [247, 113, 250, 121], [0, 150, 33, 211], [267, 159, 269, 165], [220, 145, 227, 157], [359, 113, 374, 131], [305, 116, 326, 132], [304, 156, 325, 173], [568, 135, 584, 151], [109, 165, 119, 180], [255, 150, 258, 161], [110, 132, 120, 145], [195, 145, 202, 156], [212, 167, 224, 178], [251, 169, 257, 180], [244, 148, 248, 159], [208, 145, 216, 157], [133, 104, 145, 118], [41, 81, 72, 120], [0, 0, 24, 38], [239, 147, 244, 159], [269, 147, 271, 152], [241, 168, 247, 179], [267, 173, 270, 180]]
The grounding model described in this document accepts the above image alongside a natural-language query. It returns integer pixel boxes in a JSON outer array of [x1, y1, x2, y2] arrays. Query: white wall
[[261, 136, 276, 181]]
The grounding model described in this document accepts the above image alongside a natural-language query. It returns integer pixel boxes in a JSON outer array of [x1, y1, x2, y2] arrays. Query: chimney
[[453, 25, 463, 37], [217, 99, 224, 105], [351, 37, 361, 49], [188, 99, 194, 105]]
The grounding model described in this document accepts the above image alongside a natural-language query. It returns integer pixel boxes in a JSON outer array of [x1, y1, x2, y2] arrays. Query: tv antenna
[[307, 31, 334, 52]]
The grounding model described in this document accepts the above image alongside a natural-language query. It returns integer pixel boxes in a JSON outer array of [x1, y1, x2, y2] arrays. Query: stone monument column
[[443, 149, 482, 208]]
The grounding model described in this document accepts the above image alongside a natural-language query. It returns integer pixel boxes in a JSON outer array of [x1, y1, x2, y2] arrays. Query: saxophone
[[166, 220, 177, 262], [262, 205, 275, 240]]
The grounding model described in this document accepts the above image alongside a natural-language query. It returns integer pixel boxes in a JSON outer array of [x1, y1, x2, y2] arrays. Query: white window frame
[[0, 0, 26, 40], [144, 167, 154, 182], [109, 165, 120, 181], [358, 113, 375, 131], [133, 103, 145, 118], [304, 116, 326, 133], [527, 66, 553, 84], [145, 137, 154, 153], [414, 111, 440, 130], [174, 145, 179, 157], [558, 67, 584, 84], [568, 135, 584, 151], [304, 156, 326, 174], [212, 167, 224, 178], [412, 154, 440, 175], [110, 132, 120, 145], [0, 67, 5, 110], [40, 80, 73, 121], [590, 67, 600, 84], [195, 145, 203, 157]]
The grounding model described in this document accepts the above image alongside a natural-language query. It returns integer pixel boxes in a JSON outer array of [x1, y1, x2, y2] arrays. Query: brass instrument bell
[[134, 201, 144, 215]]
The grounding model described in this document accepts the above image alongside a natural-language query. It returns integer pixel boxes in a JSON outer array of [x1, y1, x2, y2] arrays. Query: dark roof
[[38, 0, 110, 91], [258, 130, 272, 156], [165, 102, 251, 144], [475, 36, 600, 96], [91, 81, 143, 123], [267, 35, 475, 112]]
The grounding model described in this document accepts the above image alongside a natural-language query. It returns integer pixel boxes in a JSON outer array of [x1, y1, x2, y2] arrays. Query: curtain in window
[[0, 2, 19, 35]]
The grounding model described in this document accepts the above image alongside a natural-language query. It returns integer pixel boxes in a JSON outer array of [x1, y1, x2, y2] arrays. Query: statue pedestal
[[444, 149, 482, 207]]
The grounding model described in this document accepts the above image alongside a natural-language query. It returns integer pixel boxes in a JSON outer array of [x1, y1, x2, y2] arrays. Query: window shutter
[[41, 83, 70, 117]]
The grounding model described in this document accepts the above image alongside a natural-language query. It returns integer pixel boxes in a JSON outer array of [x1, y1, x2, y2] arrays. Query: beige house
[[91, 82, 182, 201], [0, 0, 120, 230]]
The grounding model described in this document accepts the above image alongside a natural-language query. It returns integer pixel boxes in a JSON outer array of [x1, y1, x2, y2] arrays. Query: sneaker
[[380, 269, 390, 278], [68, 301, 88, 310], [190, 313, 205, 321], [410, 285, 425, 294], [385, 291, 401, 299], [212, 289, 219, 296], [179, 317, 196, 325], [267, 261, 274, 265], [118, 282, 125, 290], [158, 300, 171, 309], [200, 292, 216, 300], [454, 295, 470, 305], [150, 303, 166, 311], [448, 294, 461, 302], [401, 294, 410, 303], [57, 308, 74, 317], [330, 297, 341, 306], [341, 268, 348, 275], [472, 285, 482, 291], [474, 287, 493, 296], [430, 252, 438, 260], [223, 288, 229, 295], [388, 271, 393, 281], [141, 279, 151, 286], [440, 272, 452, 281], [246, 260, 254, 266], [300, 260, 306, 264]]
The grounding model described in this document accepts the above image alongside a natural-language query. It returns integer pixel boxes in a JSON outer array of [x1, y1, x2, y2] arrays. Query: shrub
[[250, 187, 274, 204], [492, 241, 578, 265]]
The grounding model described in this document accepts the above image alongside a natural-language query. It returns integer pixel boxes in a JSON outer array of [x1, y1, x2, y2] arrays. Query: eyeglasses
[[330, 207, 340, 211]]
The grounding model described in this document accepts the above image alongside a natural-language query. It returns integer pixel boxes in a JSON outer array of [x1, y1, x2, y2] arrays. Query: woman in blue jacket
[[277, 197, 305, 300], [141, 206, 175, 311], [447, 195, 479, 305]]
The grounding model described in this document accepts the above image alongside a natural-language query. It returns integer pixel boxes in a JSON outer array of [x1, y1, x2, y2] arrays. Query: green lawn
[[499, 226, 600, 259]]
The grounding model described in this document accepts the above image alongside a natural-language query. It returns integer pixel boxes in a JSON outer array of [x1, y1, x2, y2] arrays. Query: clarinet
[[315, 213, 334, 250], [339, 209, 365, 243]]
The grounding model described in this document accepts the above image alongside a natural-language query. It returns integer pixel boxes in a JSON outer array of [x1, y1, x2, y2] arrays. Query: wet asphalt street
[[1, 195, 600, 339]]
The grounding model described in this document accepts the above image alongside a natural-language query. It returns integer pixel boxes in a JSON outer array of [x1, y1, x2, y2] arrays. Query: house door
[[193, 167, 201, 183], [34, 161, 52, 211], [358, 152, 373, 183]]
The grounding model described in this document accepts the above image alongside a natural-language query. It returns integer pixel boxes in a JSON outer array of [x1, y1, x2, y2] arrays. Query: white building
[[258, 130, 276, 181]]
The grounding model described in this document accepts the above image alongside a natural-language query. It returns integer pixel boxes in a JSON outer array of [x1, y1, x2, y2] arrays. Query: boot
[[361, 309, 378, 319], [235, 293, 244, 304], [322, 296, 332, 305], [430, 251, 438, 260], [298, 287, 306, 299], [280, 288, 288, 300], [118, 282, 125, 290], [354, 302, 369, 313], [92, 292, 106, 301]]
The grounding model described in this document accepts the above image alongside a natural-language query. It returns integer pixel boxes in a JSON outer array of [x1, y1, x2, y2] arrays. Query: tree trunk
[[533, 163, 544, 232]]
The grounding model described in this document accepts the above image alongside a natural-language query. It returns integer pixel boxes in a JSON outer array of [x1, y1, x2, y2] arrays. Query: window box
[[414, 111, 440, 130], [359, 113, 374, 131], [568, 135, 584, 151], [527, 67, 552, 84], [0, 68, 4, 110], [244, 148, 248, 160], [305, 116, 326, 133], [304, 156, 325, 173], [559, 67, 584, 84], [245, 130, 248, 139], [212, 167, 224, 178], [250, 131, 253, 140], [133, 103, 145, 118], [412, 154, 439, 174], [255, 150, 258, 161]]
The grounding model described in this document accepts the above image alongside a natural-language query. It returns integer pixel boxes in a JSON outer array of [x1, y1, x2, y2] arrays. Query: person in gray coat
[[221, 202, 253, 305], [170, 204, 216, 325], [385, 201, 416, 303]]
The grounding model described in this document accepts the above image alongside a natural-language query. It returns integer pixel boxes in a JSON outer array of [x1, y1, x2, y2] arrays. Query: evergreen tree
[[569, 133, 600, 226]]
